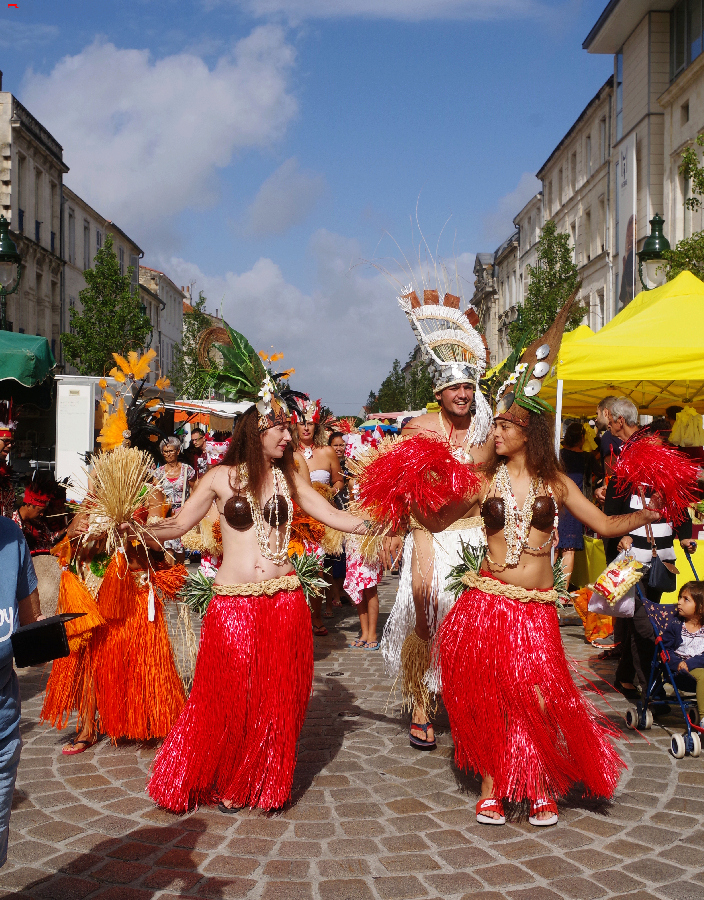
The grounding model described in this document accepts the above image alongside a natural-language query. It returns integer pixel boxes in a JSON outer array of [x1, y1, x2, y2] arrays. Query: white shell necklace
[[302, 446, 313, 460], [437, 410, 475, 464]]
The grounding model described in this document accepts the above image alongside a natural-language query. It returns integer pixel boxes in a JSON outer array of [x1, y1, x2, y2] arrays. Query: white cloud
[[245, 157, 326, 236], [21, 27, 298, 247], [481, 171, 541, 247], [155, 230, 433, 413], [0, 22, 58, 51], [226, 0, 544, 22]]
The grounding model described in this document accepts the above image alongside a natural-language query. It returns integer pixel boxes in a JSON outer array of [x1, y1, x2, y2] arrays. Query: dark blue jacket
[[661, 617, 704, 672]]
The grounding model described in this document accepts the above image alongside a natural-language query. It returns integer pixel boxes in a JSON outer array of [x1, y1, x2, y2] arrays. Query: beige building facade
[[0, 83, 67, 355], [476, 0, 704, 363], [139, 266, 185, 380]]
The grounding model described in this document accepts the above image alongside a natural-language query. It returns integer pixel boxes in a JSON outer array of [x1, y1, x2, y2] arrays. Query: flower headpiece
[[0, 400, 18, 441], [98, 349, 169, 451], [198, 324, 306, 432], [495, 292, 578, 427], [291, 397, 321, 425], [24, 484, 53, 507], [398, 286, 493, 445]]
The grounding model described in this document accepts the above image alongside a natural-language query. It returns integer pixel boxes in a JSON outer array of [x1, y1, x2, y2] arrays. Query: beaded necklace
[[484, 463, 558, 571], [437, 410, 475, 464], [239, 463, 293, 565]]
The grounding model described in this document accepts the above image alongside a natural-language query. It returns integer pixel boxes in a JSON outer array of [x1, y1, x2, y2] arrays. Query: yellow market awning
[[541, 271, 704, 416]]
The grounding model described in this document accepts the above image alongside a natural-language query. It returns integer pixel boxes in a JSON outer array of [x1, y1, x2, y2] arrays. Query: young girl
[[662, 581, 704, 727]]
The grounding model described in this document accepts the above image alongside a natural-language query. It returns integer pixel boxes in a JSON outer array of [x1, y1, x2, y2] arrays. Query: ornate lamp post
[[637, 213, 670, 291], [0, 215, 22, 331]]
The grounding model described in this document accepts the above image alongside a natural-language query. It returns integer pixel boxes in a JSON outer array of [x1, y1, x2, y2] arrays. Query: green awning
[[0, 332, 55, 387]]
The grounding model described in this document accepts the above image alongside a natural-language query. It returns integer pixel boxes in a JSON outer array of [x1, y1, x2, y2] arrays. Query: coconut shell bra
[[223, 494, 290, 532], [481, 495, 556, 533]]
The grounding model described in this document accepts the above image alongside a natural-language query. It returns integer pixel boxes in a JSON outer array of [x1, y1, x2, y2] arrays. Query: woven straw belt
[[410, 514, 483, 534], [460, 569, 558, 604], [213, 573, 301, 597]]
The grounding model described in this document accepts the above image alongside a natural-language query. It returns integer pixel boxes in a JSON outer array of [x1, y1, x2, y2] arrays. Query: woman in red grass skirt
[[142, 404, 369, 813], [425, 407, 660, 827]]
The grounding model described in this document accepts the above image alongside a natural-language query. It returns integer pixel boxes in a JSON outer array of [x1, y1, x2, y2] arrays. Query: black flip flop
[[409, 721, 436, 751]]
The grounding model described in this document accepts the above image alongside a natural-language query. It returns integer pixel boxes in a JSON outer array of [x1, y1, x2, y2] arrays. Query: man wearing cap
[[12, 485, 54, 553], [381, 287, 494, 751]]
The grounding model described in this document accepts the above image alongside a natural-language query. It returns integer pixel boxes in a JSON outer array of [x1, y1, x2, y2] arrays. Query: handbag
[[641, 490, 678, 594]]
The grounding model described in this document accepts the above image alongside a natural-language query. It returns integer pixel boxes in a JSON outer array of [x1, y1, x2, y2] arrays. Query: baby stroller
[[624, 581, 702, 759]]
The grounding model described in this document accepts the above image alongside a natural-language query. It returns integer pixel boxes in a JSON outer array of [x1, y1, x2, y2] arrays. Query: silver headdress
[[398, 285, 493, 445]]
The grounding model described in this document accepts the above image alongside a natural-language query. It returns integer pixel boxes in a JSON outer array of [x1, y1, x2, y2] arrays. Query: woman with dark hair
[[558, 421, 593, 586], [431, 406, 660, 827], [420, 303, 662, 828], [143, 330, 370, 813]]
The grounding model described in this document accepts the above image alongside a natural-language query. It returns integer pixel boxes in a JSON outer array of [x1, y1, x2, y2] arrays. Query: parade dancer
[[146, 325, 370, 813], [381, 287, 494, 750], [41, 350, 187, 754], [433, 299, 662, 825]]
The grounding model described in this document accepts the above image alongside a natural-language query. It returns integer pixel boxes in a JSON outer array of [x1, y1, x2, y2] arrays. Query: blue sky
[[1, 0, 613, 413]]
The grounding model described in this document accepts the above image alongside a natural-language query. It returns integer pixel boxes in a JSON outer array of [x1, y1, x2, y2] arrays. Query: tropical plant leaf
[[446, 539, 486, 600], [290, 552, 330, 607]]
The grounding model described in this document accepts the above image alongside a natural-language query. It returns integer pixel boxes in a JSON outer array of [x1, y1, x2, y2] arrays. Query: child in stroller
[[662, 581, 704, 730], [624, 581, 704, 758]]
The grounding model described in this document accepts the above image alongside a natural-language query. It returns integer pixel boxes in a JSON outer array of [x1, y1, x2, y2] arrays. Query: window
[[570, 151, 577, 192], [598, 196, 606, 253], [670, 0, 704, 81], [50, 183, 57, 254], [68, 209, 75, 265], [682, 100, 690, 125], [585, 210, 592, 262], [586, 135, 592, 177], [600, 117, 607, 164], [96, 229, 102, 251], [558, 167, 563, 206], [16, 155, 24, 233], [34, 168, 42, 244], [547, 180, 553, 214], [83, 222, 90, 270], [119, 246, 124, 275], [596, 288, 605, 330], [615, 51, 623, 140], [571, 222, 577, 264]]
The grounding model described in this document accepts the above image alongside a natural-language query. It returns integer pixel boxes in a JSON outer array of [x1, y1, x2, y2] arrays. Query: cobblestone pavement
[[2, 573, 704, 900]]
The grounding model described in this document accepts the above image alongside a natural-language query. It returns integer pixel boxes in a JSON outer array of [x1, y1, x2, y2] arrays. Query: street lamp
[[637, 212, 670, 291], [0, 215, 22, 331]]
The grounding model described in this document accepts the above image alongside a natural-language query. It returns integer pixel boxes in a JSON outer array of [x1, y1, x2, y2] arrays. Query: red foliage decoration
[[614, 434, 699, 525], [358, 434, 480, 531]]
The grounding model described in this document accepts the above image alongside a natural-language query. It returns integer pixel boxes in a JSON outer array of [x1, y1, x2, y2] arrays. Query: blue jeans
[[0, 724, 21, 867]]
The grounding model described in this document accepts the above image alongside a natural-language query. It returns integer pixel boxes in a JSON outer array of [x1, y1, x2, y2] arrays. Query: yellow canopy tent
[[541, 271, 704, 418]]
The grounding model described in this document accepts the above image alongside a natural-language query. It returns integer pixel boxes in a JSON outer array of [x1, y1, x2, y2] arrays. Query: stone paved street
[[2, 573, 704, 900]]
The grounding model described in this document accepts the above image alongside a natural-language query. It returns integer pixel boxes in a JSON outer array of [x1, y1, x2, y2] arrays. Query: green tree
[[62, 233, 152, 376], [405, 350, 435, 410], [375, 359, 407, 412], [508, 219, 582, 354], [170, 291, 214, 398], [661, 137, 704, 283]]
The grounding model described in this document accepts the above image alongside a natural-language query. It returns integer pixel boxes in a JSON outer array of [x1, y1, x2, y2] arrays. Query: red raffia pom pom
[[358, 434, 480, 532], [614, 433, 699, 525]]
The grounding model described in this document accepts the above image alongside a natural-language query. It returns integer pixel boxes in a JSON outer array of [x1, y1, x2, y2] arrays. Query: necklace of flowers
[[243, 463, 293, 565], [485, 463, 557, 570], [437, 410, 475, 464]]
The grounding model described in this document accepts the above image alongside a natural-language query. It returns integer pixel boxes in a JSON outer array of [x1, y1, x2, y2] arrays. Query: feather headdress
[[198, 324, 306, 431], [399, 286, 493, 445], [495, 291, 578, 426], [98, 349, 167, 451]]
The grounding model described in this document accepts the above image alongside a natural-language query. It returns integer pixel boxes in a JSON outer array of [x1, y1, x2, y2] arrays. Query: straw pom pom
[[614, 433, 700, 525], [353, 435, 480, 532]]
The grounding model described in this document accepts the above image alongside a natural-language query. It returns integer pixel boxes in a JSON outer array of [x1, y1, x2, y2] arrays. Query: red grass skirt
[[147, 586, 313, 812], [436, 578, 624, 802]]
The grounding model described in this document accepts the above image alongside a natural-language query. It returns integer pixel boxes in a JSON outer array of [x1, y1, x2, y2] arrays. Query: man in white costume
[[382, 287, 494, 750]]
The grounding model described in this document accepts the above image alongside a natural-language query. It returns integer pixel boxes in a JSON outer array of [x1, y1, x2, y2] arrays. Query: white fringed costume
[[381, 283, 492, 717], [381, 516, 485, 710]]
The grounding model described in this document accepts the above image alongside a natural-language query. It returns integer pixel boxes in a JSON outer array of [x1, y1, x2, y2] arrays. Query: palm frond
[[290, 552, 329, 608], [446, 539, 486, 600], [179, 569, 215, 617]]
